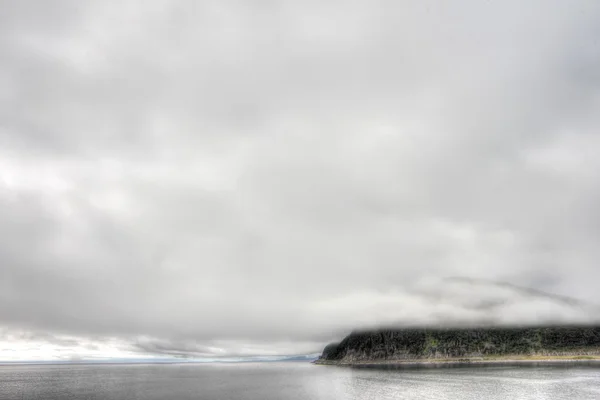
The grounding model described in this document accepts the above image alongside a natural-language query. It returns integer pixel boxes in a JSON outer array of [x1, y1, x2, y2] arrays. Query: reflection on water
[[0, 362, 599, 400]]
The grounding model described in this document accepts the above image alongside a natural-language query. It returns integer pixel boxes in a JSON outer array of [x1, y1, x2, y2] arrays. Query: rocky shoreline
[[314, 355, 600, 369]]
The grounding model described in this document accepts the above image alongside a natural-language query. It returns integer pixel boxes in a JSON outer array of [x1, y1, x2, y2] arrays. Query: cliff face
[[318, 326, 600, 364], [319, 343, 340, 360]]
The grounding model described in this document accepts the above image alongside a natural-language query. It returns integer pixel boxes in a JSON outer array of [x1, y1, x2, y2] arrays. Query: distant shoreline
[[314, 356, 600, 369]]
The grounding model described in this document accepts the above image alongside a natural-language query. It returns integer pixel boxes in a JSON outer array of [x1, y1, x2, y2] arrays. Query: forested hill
[[317, 326, 600, 364]]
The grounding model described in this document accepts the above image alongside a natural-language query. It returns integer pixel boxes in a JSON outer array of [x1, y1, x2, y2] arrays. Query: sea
[[1, 361, 599, 399]]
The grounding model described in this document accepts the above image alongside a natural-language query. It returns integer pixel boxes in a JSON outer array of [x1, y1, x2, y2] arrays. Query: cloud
[[1, 0, 600, 359]]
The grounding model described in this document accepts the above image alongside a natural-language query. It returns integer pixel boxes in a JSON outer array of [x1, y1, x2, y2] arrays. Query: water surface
[[1, 362, 599, 399]]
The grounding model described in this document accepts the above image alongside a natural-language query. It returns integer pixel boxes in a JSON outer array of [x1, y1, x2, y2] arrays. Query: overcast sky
[[1, 0, 600, 361]]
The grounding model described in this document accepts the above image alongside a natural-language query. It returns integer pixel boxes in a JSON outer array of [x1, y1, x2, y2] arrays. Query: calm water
[[1, 362, 600, 400]]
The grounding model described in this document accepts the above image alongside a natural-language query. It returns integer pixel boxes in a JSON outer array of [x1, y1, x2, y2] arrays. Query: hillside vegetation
[[318, 326, 600, 364]]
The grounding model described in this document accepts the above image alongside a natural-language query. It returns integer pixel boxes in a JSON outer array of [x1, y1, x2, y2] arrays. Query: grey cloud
[[0, 330, 79, 348], [1, 0, 600, 359], [133, 338, 227, 359], [444, 277, 600, 310]]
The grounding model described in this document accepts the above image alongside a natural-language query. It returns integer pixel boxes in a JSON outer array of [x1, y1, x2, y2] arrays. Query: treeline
[[321, 326, 600, 361]]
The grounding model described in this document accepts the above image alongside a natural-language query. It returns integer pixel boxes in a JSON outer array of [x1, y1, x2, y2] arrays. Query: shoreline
[[314, 356, 600, 369]]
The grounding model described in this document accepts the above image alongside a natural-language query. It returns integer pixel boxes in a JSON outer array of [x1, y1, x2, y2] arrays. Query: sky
[[1, 0, 600, 361]]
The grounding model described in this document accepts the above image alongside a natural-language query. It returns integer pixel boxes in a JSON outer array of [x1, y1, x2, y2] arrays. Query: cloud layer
[[1, 0, 600, 359]]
